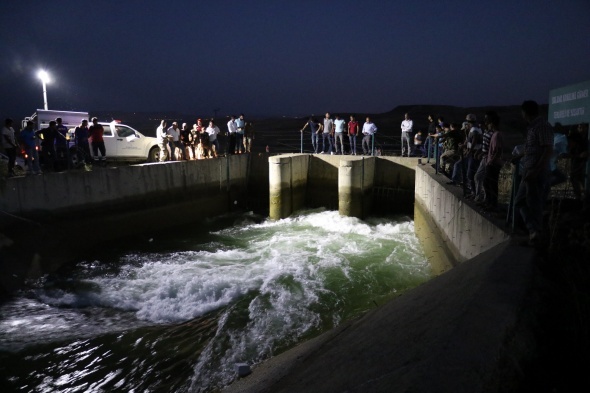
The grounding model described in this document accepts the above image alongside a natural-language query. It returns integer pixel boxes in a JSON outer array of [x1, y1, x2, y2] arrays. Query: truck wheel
[[148, 147, 160, 162]]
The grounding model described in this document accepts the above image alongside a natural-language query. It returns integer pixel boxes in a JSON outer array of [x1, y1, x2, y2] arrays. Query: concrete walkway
[[225, 241, 540, 393]]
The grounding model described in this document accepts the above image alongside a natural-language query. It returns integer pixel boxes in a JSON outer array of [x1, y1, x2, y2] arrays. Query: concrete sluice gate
[[268, 154, 508, 271]]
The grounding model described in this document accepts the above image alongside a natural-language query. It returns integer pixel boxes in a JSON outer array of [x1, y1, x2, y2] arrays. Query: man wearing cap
[[400, 113, 413, 157], [515, 100, 554, 246]]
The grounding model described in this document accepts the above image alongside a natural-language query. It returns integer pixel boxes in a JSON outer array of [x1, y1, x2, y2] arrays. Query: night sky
[[1, 0, 589, 121]]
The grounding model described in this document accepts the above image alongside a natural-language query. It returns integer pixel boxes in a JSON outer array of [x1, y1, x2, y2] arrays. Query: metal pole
[[42, 81, 48, 110], [300, 130, 303, 153], [371, 134, 375, 156]]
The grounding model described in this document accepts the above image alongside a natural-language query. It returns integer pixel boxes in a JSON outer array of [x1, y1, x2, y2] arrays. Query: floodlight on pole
[[37, 70, 50, 110]]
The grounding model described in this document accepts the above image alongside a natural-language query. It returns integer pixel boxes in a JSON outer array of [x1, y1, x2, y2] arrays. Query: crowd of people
[[155, 116, 255, 162], [404, 101, 588, 247], [300, 113, 378, 155], [0, 116, 106, 176]]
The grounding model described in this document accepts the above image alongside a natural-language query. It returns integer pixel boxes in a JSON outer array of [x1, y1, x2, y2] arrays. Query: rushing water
[[0, 210, 432, 392]]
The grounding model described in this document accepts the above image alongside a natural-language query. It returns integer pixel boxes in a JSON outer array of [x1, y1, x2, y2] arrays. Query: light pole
[[37, 70, 50, 110]]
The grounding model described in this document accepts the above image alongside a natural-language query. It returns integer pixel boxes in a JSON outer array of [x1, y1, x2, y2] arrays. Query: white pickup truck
[[90, 121, 160, 163], [23, 110, 160, 164]]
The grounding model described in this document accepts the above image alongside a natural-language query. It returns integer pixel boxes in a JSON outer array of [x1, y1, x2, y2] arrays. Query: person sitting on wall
[[414, 130, 424, 157]]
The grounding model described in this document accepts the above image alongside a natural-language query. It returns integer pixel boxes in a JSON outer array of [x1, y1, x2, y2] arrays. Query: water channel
[[0, 209, 432, 392]]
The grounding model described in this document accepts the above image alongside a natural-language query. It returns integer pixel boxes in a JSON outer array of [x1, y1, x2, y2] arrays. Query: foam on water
[[0, 210, 432, 391]]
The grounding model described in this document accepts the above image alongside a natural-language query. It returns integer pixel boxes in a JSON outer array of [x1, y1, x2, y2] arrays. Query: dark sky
[[1, 0, 589, 121]]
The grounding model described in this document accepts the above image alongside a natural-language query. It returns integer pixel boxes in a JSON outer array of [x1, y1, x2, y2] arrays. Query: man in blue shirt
[[300, 117, 320, 153]]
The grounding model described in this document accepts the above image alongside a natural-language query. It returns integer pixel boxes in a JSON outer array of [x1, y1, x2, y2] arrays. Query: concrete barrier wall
[[414, 165, 509, 262], [0, 155, 249, 226]]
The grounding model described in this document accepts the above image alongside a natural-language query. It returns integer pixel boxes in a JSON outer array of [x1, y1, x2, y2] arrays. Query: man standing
[[348, 115, 359, 155], [483, 111, 504, 211], [53, 117, 70, 170], [515, 100, 554, 246], [401, 113, 413, 157], [227, 115, 237, 155], [2, 118, 18, 177], [74, 119, 92, 165], [36, 120, 57, 170], [20, 120, 42, 175], [244, 121, 254, 153], [423, 114, 437, 158], [322, 112, 334, 154], [89, 117, 106, 165], [206, 120, 221, 158], [167, 122, 181, 160], [156, 120, 169, 162], [235, 114, 246, 154], [362, 117, 377, 155], [333, 114, 345, 154], [300, 117, 320, 154]]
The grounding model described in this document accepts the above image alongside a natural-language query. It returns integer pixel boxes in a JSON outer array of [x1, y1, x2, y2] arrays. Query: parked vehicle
[[22, 110, 160, 166]]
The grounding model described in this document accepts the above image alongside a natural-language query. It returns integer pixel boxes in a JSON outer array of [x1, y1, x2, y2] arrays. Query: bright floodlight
[[38, 70, 50, 84], [37, 70, 50, 110]]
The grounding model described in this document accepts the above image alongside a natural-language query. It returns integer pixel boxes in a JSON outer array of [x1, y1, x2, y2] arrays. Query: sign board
[[548, 80, 590, 126]]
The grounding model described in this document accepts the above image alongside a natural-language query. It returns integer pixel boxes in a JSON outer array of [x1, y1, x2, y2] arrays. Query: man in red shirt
[[348, 115, 359, 155], [89, 117, 106, 165]]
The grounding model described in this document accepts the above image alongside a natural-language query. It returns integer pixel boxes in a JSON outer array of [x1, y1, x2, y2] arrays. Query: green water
[[0, 209, 432, 392]]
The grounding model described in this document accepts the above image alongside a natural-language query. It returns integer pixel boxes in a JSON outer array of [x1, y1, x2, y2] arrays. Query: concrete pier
[[269, 154, 414, 220], [338, 157, 374, 218], [268, 155, 309, 220]]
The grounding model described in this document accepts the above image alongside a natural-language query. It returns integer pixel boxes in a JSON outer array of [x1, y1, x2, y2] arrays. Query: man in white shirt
[[227, 116, 237, 154], [362, 117, 378, 155], [401, 112, 413, 157], [156, 120, 169, 162], [333, 114, 346, 154], [167, 122, 181, 160], [235, 114, 246, 154], [206, 120, 221, 158]]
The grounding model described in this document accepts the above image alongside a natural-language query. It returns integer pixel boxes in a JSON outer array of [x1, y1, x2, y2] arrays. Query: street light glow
[[37, 70, 50, 84]]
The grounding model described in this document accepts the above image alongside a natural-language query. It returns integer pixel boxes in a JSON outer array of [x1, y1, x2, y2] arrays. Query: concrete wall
[[0, 155, 249, 222], [414, 164, 510, 262]]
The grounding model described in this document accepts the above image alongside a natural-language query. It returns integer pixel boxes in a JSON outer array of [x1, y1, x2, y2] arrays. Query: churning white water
[[0, 210, 432, 392]]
